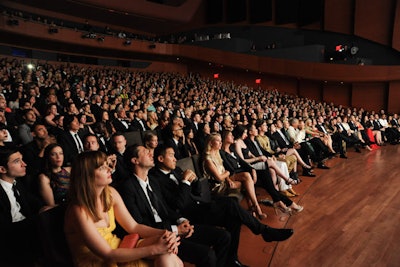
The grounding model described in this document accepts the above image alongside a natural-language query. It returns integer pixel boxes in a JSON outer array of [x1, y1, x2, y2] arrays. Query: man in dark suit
[[0, 147, 44, 265], [276, 119, 329, 170], [109, 132, 130, 187], [130, 108, 149, 132], [335, 116, 362, 152], [150, 145, 294, 267], [112, 104, 133, 133], [57, 114, 84, 166], [117, 144, 231, 267], [316, 115, 346, 158], [165, 123, 189, 160]]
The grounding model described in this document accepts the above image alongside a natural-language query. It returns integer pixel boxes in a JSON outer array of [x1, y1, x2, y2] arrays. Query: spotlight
[[27, 64, 34, 70]]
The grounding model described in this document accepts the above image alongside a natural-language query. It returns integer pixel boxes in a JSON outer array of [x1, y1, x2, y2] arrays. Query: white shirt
[[160, 169, 190, 186], [70, 131, 83, 153], [136, 176, 163, 223], [0, 179, 26, 222], [135, 175, 183, 233]]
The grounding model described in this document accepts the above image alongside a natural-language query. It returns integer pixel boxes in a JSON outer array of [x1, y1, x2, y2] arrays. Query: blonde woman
[[64, 151, 182, 267], [203, 133, 267, 220]]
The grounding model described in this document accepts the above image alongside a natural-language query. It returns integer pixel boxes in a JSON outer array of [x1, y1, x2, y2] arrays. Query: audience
[[150, 144, 294, 267], [117, 144, 231, 267], [0, 56, 397, 265], [64, 150, 183, 267]]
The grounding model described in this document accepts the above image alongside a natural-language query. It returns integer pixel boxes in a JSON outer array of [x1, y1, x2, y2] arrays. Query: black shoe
[[317, 163, 330, 169], [355, 147, 361, 153], [340, 154, 348, 159], [231, 259, 249, 267], [302, 170, 316, 177], [259, 198, 273, 206], [261, 226, 294, 242], [290, 171, 299, 181]]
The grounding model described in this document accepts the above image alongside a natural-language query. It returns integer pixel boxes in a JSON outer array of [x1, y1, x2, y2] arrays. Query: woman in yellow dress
[[64, 150, 183, 267]]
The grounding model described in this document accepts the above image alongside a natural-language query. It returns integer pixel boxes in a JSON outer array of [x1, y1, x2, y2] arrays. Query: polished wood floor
[[236, 144, 400, 267]]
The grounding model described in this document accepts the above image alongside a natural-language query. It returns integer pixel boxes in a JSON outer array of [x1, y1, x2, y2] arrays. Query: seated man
[[150, 145, 294, 267], [0, 147, 44, 265], [116, 144, 231, 267]]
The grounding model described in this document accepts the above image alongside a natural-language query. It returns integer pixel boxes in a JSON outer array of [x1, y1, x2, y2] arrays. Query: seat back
[[176, 156, 196, 174], [177, 155, 212, 203], [191, 153, 203, 178], [36, 205, 73, 267], [124, 131, 143, 146]]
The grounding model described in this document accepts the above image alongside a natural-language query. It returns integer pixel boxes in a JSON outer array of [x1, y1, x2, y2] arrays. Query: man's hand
[[177, 220, 194, 238], [182, 169, 197, 183]]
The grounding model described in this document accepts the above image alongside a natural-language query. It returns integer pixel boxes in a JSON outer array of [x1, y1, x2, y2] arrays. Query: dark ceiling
[[4, 0, 204, 35]]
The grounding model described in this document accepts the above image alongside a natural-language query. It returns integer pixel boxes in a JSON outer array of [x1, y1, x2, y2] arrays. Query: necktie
[[253, 140, 263, 156], [74, 134, 83, 153], [12, 182, 26, 216], [320, 125, 327, 134], [146, 184, 160, 212], [279, 130, 290, 145], [139, 120, 146, 131]]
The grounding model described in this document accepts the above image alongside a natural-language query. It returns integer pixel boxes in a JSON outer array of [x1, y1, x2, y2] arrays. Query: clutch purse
[[118, 233, 140, 248]]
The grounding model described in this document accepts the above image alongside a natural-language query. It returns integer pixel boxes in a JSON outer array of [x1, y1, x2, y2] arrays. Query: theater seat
[[36, 205, 73, 267]]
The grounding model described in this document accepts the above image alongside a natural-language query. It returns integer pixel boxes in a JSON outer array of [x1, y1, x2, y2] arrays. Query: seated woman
[[232, 124, 299, 186], [222, 130, 304, 215], [64, 150, 183, 267], [203, 132, 267, 220], [304, 118, 335, 154], [38, 143, 71, 206], [183, 127, 199, 156]]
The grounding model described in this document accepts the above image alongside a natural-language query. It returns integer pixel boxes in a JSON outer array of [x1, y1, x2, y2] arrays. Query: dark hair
[[143, 131, 157, 144], [123, 144, 140, 171], [83, 133, 98, 142], [42, 143, 63, 178], [0, 147, 20, 170], [255, 119, 266, 128], [221, 129, 232, 142], [111, 131, 125, 142], [63, 114, 76, 129], [232, 124, 246, 139], [153, 144, 173, 165]]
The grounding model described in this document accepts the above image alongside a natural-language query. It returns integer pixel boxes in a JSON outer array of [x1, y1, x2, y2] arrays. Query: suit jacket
[[112, 118, 132, 133], [316, 123, 329, 134], [57, 130, 82, 166], [0, 179, 42, 226], [130, 119, 149, 132], [244, 138, 273, 157], [110, 151, 130, 187], [149, 167, 199, 212], [272, 130, 292, 149], [165, 138, 189, 160], [220, 150, 254, 174], [116, 175, 181, 231], [390, 118, 400, 128]]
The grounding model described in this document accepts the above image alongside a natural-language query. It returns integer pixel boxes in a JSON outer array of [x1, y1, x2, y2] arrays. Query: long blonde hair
[[204, 132, 223, 166], [68, 151, 112, 222]]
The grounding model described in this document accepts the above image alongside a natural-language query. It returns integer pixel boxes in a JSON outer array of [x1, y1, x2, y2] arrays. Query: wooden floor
[[236, 144, 400, 267]]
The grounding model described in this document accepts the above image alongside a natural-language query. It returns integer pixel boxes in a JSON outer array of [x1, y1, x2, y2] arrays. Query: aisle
[[237, 145, 400, 267]]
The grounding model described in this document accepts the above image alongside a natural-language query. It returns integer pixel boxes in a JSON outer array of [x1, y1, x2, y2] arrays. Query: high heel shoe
[[286, 177, 300, 185], [291, 205, 304, 215], [280, 190, 295, 198], [287, 188, 299, 196], [273, 202, 292, 216], [250, 205, 267, 220]]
